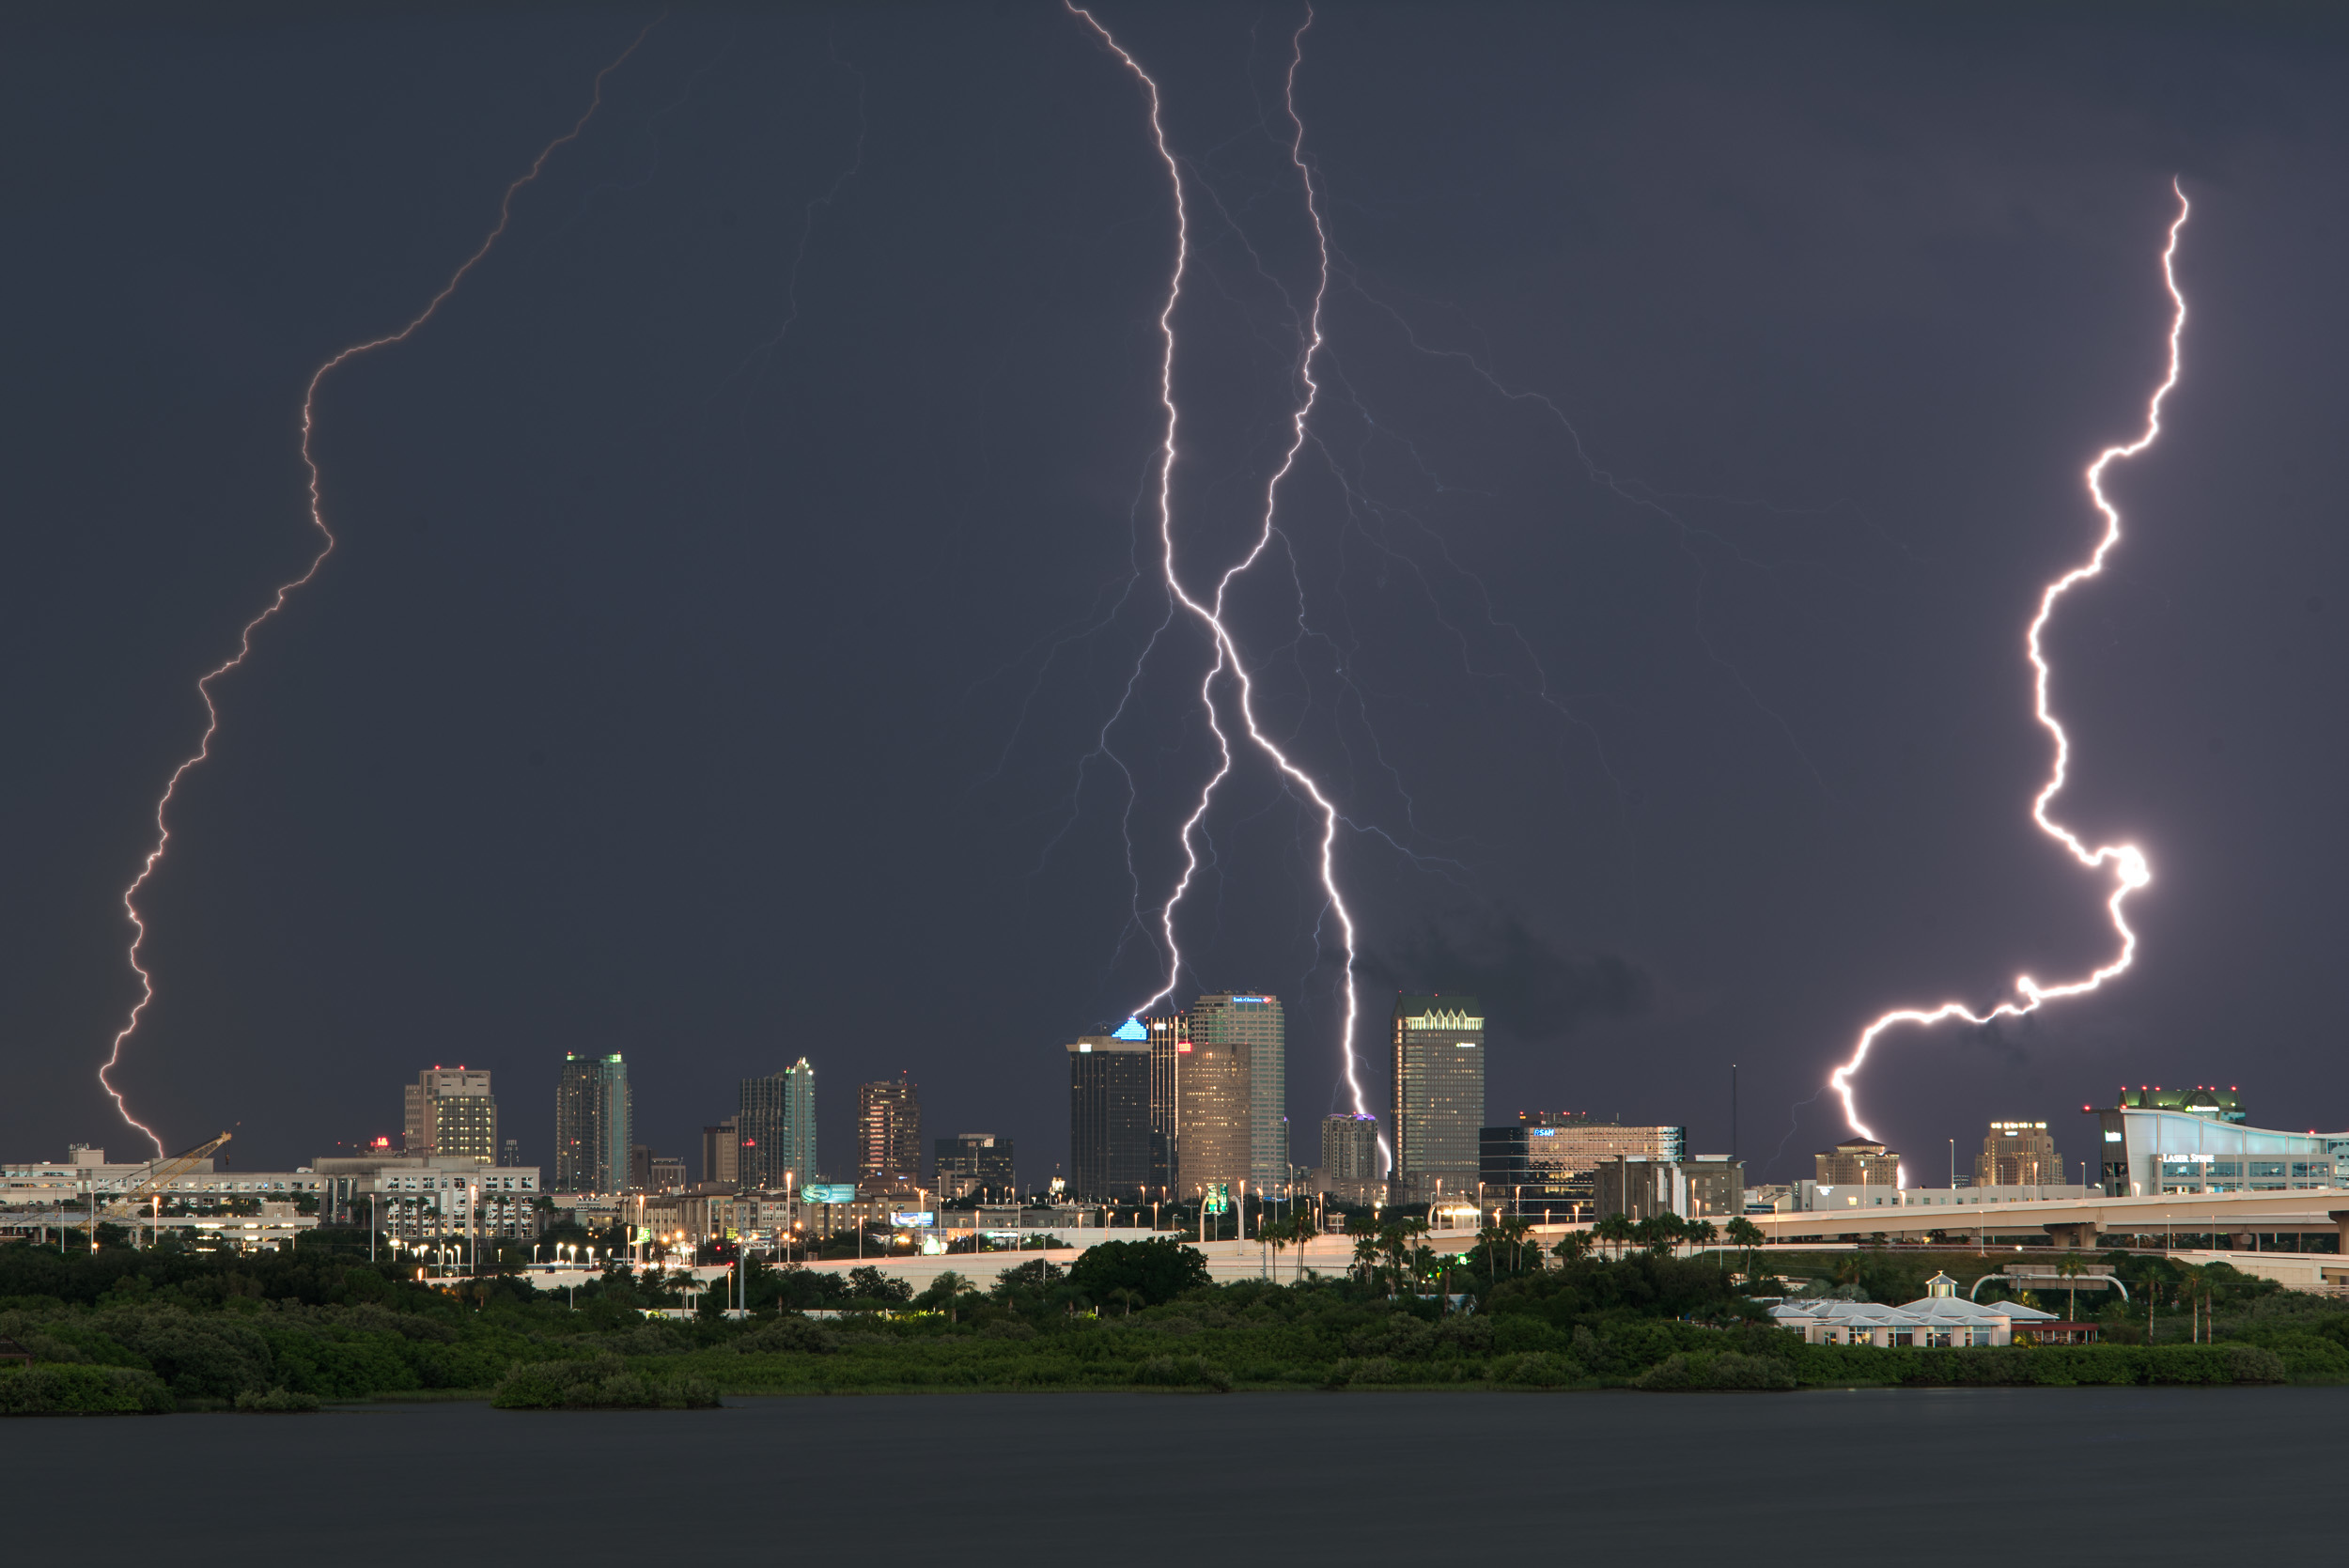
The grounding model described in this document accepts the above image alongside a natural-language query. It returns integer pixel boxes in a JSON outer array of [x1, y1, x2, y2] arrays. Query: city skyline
[[11, 8, 2349, 1185]]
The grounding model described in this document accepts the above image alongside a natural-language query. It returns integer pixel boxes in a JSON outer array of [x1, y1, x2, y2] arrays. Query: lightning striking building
[[403, 1067, 497, 1165], [1192, 994, 1287, 1191], [1391, 995, 1485, 1203], [553, 1053, 630, 1194], [1815, 1139, 1901, 1187], [1067, 1034, 1151, 1201], [1144, 1013, 1183, 1195], [739, 1060, 817, 1194], [1321, 1112, 1380, 1182], [1145, 994, 1287, 1203]]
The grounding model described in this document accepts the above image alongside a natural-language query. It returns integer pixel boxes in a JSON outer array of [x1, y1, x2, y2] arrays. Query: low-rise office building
[[2091, 1096, 2349, 1196], [1590, 1155, 1744, 1221], [316, 1156, 543, 1241]]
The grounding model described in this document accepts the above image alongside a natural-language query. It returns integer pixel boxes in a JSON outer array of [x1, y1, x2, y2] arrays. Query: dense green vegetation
[[0, 1228, 2338, 1414]]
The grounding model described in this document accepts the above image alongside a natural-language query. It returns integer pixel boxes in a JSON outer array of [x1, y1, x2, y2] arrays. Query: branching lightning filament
[[1829, 181, 2190, 1144], [98, 27, 654, 1156], [1069, 6, 1377, 1134]]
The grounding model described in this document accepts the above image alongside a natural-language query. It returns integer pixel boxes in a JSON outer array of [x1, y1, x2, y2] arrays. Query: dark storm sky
[[8, 2, 2349, 1186]]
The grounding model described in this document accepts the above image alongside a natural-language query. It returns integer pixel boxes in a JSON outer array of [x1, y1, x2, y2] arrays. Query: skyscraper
[[553, 1053, 630, 1193], [701, 1116, 739, 1189], [403, 1067, 497, 1165], [857, 1074, 922, 1188], [1067, 1034, 1150, 1201], [1143, 1013, 1183, 1195], [935, 1133, 1015, 1202], [1321, 1112, 1380, 1183], [1190, 993, 1286, 1191], [1174, 1017, 1247, 1204], [1391, 994, 1485, 1203], [739, 1060, 817, 1194]]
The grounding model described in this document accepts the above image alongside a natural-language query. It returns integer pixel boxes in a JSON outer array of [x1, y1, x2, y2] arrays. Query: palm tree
[[2054, 1253, 2088, 1328], [1105, 1286, 1144, 1317], [2173, 1263, 2208, 1343], [1552, 1229, 1595, 1265], [1593, 1212, 1635, 1261], [1725, 1216, 1766, 1285], [926, 1269, 970, 1324], [1287, 1211, 1318, 1284], [1351, 1229, 1382, 1289]]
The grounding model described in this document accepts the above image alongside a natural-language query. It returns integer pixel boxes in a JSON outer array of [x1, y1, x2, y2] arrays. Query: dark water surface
[[7, 1388, 2339, 1560]]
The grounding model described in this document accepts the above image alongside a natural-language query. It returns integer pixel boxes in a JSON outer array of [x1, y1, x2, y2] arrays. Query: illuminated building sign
[[1231, 996, 1268, 1004], [1112, 1017, 1148, 1041]]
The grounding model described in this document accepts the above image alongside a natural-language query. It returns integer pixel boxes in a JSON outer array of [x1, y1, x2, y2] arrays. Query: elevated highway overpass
[[1743, 1187, 2349, 1251]]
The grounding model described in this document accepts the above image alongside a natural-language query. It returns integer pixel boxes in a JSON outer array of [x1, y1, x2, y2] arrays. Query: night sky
[[8, 3, 2349, 1187]]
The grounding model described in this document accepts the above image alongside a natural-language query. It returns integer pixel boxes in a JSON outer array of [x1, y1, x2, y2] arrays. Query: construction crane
[[115, 1131, 232, 1248]]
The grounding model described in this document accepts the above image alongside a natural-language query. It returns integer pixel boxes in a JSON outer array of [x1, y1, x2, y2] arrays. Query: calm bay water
[[7, 1387, 2340, 1559]]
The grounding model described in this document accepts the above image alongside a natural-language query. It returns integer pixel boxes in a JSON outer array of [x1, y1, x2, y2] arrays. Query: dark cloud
[[1361, 908, 1655, 1047]]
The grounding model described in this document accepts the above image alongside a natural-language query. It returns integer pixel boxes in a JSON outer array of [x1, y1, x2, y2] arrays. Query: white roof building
[[1767, 1272, 2063, 1347]]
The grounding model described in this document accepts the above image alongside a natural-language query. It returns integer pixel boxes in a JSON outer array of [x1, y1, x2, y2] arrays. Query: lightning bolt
[[1828, 180, 2189, 1145], [98, 25, 657, 1157], [1069, 6, 1380, 1141]]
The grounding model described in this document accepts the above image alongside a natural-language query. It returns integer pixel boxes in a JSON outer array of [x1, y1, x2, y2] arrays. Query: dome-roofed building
[[1766, 1272, 2083, 1347]]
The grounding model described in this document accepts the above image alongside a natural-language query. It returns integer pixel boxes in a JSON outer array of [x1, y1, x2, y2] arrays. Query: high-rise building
[[856, 1074, 922, 1188], [649, 1154, 686, 1192], [1392, 994, 1485, 1203], [739, 1061, 817, 1194], [1068, 1034, 1151, 1201], [935, 1133, 1016, 1202], [629, 1144, 652, 1193], [1977, 1121, 2063, 1188], [553, 1053, 630, 1193], [1144, 1013, 1184, 1195], [498, 1139, 520, 1169], [1322, 1113, 1380, 1182], [1175, 1014, 1250, 1205], [1815, 1139, 1901, 1186], [1190, 994, 1287, 1191], [701, 1116, 739, 1189], [1480, 1113, 1687, 1219], [402, 1067, 497, 1165]]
